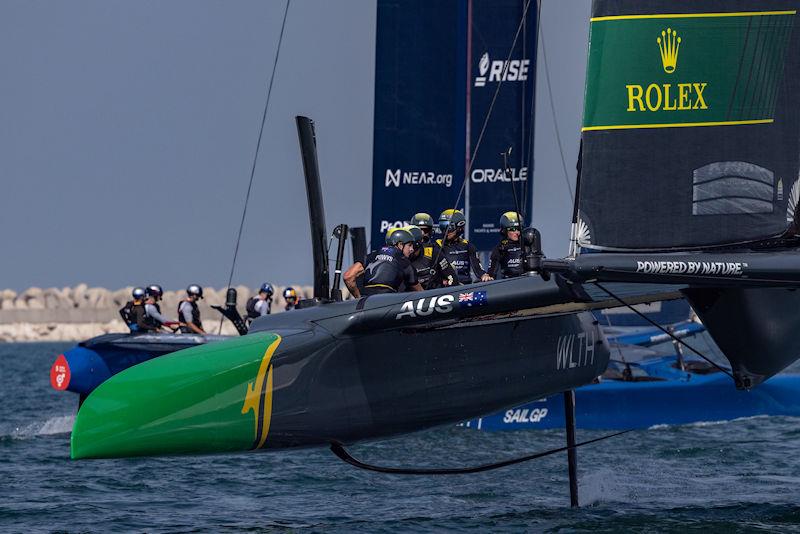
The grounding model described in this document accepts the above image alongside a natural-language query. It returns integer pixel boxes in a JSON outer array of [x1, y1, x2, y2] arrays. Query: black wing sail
[[556, 1, 800, 388], [577, 0, 800, 252]]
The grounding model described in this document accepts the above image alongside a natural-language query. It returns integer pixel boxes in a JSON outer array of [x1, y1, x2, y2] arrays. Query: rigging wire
[[218, 0, 291, 334], [330, 429, 631, 475], [592, 282, 736, 381], [539, 20, 574, 204]]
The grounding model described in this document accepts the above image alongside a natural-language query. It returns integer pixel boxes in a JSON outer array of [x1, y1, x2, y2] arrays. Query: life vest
[[245, 296, 260, 319], [177, 300, 202, 332], [120, 299, 145, 332]]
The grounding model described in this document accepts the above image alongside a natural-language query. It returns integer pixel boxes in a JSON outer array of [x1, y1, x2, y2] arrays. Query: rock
[[21, 287, 43, 299], [1, 289, 16, 301], [26, 298, 45, 309]]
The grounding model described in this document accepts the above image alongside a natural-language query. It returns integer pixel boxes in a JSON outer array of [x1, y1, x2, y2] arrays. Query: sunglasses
[[506, 227, 521, 232]]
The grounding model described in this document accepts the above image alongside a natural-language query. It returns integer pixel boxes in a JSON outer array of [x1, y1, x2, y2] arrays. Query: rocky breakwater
[[0, 284, 314, 342]]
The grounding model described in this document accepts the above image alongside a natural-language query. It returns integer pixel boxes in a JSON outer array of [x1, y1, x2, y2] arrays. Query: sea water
[[2, 342, 800, 532]]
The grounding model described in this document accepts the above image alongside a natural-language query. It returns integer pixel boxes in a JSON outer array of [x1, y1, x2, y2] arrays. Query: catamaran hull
[[71, 294, 609, 458], [50, 333, 231, 397], [464, 368, 800, 431]]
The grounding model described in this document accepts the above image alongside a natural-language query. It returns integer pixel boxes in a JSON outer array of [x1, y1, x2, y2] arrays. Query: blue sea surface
[[3, 342, 800, 532]]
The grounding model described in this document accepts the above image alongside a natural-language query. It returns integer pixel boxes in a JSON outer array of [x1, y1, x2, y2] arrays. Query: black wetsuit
[[437, 237, 486, 284], [488, 238, 524, 279], [411, 242, 459, 290], [362, 246, 418, 296]]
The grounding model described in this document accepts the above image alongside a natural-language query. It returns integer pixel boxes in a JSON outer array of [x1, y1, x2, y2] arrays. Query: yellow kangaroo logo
[[241, 336, 282, 449]]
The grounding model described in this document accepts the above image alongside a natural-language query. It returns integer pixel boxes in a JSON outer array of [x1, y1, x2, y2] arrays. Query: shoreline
[[0, 284, 314, 342]]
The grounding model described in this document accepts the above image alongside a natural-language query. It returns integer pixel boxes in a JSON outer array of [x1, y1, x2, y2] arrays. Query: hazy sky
[[0, 0, 590, 291]]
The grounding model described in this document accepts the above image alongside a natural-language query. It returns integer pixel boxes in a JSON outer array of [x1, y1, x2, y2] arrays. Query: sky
[[0, 0, 590, 291]]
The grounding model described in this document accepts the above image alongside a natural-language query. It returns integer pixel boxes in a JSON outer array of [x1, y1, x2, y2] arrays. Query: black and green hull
[[72, 276, 609, 459]]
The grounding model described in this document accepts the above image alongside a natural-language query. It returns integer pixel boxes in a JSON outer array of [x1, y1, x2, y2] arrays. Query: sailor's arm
[[145, 303, 170, 325], [344, 261, 364, 298], [469, 242, 492, 281], [179, 303, 206, 335]]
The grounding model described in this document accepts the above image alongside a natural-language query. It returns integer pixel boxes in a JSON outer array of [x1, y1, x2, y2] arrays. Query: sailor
[[177, 284, 206, 334], [406, 224, 458, 290], [143, 284, 171, 331], [283, 287, 299, 311], [343, 228, 423, 298], [119, 287, 146, 333], [437, 209, 492, 284], [409, 212, 436, 244], [246, 283, 274, 321], [488, 211, 525, 279]]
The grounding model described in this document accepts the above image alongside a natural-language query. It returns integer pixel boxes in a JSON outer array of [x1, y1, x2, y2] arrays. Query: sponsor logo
[[241, 336, 282, 450], [503, 407, 548, 424], [50, 354, 71, 391], [385, 169, 453, 188], [635, 260, 746, 276], [471, 167, 527, 183], [395, 294, 455, 320], [556, 331, 596, 371], [657, 27, 681, 73], [474, 52, 530, 87], [626, 28, 708, 113], [379, 220, 407, 233], [458, 290, 487, 308]]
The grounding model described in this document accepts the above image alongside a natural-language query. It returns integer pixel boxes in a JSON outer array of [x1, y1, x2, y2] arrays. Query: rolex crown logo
[[657, 28, 681, 74]]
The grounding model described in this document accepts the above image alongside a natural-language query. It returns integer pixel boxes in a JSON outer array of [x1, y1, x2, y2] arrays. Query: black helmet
[[410, 212, 434, 230], [186, 284, 204, 299], [132, 287, 146, 300], [259, 283, 274, 296], [405, 225, 424, 248], [500, 211, 522, 232], [146, 284, 163, 299], [386, 228, 416, 246], [438, 209, 466, 233]]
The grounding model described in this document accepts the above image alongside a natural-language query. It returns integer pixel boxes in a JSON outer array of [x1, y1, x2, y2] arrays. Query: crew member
[[344, 228, 423, 297], [406, 225, 458, 290], [283, 287, 299, 311], [488, 211, 525, 279], [143, 284, 171, 332], [410, 212, 436, 244], [178, 284, 205, 334], [119, 287, 146, 333], [437, 209, 492, 284], [246, 283, 274, 321]]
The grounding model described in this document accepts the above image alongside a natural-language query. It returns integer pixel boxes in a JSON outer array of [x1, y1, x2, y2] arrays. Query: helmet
[[146, 284, 163, 298], [500, 211, 522, 232], [410, 212, 434, 230], [438, 209, 466, 233], [386, 228, 415, 246], [283, 287, 298, 300], [259, 283, 274, 296], [132, 287, 146, 300], [186, 284, 204, 299], [405, 225, 424, 247]]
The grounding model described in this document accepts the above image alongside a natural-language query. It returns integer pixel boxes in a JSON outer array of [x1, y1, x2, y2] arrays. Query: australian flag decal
[[459, 290, 487, 308]]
